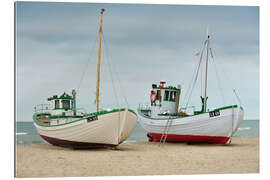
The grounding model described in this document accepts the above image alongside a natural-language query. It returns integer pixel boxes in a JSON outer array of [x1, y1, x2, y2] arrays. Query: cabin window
[[157, 90, 161, 101], [55, 100, 60, 109], [164, 90, 169, 101], [169, 91, 176, 102], [62, 100, 70, 109]]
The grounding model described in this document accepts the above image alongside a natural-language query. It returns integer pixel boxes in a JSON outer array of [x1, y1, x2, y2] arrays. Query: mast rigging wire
[[182, 40, 206, 109], [208, 45, 226, 105], [76, 31, 99, 93], [102, 32, 129, 107], [101, 32, 120, 108]]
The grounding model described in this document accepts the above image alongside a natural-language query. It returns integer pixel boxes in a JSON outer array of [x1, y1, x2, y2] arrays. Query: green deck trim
[[137, 108, 181, 120], [137, 104, 239, 120], [194, 111, 203, 115], [50, 115, 84, 119], [35, 112, 50, 116], [127, 109, 137, 116], [53, 107, 72, 110], [48, 97, 73, 101], [140, 109, 151, 112], [33, 108, 137, 127], [84, 108, 137, 117], [157, 113, 179, 116], [157, 113, 189, 117], [33, 113, 87, 127]]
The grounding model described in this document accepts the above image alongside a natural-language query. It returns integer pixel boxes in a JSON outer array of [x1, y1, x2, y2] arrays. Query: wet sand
[[16, 138, 259, 177]]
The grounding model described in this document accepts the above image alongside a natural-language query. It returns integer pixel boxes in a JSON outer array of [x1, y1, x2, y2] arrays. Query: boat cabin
[[47, 91, 76, 116], [150, 81, 181, 117]]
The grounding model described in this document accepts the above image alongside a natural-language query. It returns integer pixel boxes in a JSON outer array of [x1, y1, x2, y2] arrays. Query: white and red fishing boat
[[137, 34, 244, 145], [33, 9, 137, 148]]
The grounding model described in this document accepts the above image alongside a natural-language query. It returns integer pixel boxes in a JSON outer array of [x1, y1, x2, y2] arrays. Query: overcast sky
[[16, 2, 259, 121]]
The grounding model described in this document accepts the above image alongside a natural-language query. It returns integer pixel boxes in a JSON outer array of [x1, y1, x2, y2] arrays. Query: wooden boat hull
[[138, 105, 244, 144], [39, 134, 117, 148], [33, 108, 137, 148]]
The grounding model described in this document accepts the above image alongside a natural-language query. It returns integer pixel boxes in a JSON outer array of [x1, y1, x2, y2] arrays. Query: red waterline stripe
[[148, 132, 230, 144]]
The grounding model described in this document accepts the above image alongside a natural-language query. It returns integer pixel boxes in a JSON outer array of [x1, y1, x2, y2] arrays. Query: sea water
[[16, 120, 259, 145]]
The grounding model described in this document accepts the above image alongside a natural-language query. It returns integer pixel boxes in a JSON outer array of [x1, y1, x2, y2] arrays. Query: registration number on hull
[[209, 110, 220, 117], [87, 116, 98, 122]]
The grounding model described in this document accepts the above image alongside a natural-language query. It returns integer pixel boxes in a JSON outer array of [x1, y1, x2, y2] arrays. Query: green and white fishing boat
[[33, 9, 137, 148], [137, 34, 244, 144]]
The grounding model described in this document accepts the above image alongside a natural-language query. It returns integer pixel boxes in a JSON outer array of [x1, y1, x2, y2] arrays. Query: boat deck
[[137, 104, 239, 120]]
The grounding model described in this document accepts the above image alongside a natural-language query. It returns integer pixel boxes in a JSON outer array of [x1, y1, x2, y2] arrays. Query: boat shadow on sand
[[25, 140, 250, 153], [184, 141, 250, 147]]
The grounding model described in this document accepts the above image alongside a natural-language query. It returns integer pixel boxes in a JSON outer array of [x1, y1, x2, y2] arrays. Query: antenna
[[206, 25, 210, 38]]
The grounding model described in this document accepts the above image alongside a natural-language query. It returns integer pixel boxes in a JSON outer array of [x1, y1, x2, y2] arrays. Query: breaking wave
[[238, 127, 251, 131], [16, 132, 28, 135]]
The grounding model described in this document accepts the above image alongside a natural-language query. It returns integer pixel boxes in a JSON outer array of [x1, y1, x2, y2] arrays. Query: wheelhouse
[[149, 81, 181, 117]]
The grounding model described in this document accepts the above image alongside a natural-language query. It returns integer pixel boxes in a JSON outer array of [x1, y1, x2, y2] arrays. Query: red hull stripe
[[148, 132, 230, 144], [40, 135, 116, 148]]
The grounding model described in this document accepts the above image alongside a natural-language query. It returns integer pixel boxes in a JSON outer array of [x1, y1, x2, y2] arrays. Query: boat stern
[[232, 106, 244, 135]]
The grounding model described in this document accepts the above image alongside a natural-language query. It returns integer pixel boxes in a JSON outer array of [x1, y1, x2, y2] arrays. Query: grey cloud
[[16, 2, 259, 121]]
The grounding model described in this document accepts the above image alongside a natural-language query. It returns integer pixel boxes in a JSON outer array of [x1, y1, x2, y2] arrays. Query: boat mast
[[203, 35, 210, 112], [96, 8, 105, 112]]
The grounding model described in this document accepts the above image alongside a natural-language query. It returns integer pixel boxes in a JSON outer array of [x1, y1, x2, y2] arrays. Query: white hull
[[34, 108, 137, 147], [138, 105, 244, 144]]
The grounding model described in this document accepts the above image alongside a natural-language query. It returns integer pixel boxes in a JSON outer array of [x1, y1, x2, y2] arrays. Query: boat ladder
[[159, 118, 173, 145]]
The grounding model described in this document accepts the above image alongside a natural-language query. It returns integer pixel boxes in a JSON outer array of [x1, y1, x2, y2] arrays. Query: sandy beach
[[16, 138, 259, 177]]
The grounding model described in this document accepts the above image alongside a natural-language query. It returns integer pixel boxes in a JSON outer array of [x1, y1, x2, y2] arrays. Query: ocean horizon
[[16, 120, 259, 146]]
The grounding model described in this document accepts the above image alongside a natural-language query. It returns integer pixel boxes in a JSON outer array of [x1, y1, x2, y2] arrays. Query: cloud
[[16, 2, 259, 121]]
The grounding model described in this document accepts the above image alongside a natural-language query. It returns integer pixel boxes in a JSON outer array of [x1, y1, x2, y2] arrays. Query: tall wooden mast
[[96, 8, 105, 112], [203, 35, 210, 112]]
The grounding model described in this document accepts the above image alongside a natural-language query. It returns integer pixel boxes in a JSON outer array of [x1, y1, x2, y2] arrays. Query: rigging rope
[[213, 49, 237, 99], [184, 57, 202, 109], [182, 41, 205, 108], [209, 40, 240, 106], [102, 32, 129, 107], [183, 40, 206, 109], [182, 36, 240, 112], [76, 31, 99, 93], [182, 60, 197, 106], [201, 53, 203, 97], [209, 45, 226, 105]]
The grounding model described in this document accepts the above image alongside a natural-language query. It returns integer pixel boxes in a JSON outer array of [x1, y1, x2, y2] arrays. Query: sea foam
[[238, 127, 251, 131], [16, 132, 28, 135]]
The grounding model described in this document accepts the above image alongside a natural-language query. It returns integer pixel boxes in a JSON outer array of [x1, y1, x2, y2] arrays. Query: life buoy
[[150, 91, 157, 103]]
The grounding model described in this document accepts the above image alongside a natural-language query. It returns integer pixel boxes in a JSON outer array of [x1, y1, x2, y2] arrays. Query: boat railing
[[34, 104, 87, 115], [75, 108, 87, 116], [34, 104, 51, 114], [138, 103, 151, 111], [179, 106, 195, 115]]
